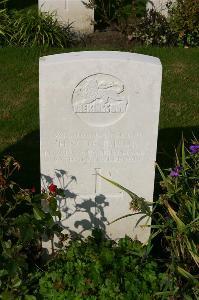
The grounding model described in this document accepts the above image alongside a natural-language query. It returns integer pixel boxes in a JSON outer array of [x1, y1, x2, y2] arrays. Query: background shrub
[[83, 0, 146, 33], [8, 9, 75, 48], [169, 0, 199, 47], [84, 0, 199, 47], [0, 2, 77, 48], [134, 9, 177, 46]]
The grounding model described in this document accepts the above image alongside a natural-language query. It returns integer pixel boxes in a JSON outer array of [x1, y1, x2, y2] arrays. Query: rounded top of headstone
[[40, 51, 161, 66]]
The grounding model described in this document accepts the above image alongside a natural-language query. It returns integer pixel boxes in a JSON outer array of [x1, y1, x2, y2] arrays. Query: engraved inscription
[[72, 74, 128, 127], [42, 131, 150, 163]]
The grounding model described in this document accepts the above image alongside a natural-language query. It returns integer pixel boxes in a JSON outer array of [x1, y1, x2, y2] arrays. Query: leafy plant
[[168, 0, 199, 47], [133, 8, 177, 46], [0, 139, 198, 298], [0, 0, 10, 46], [136, 0, 147, 18], [83, 0, 138, 34], [8, 8, 75, 47], [38, 232, 172, 299], [0, 156, 62, 298], [100, 138, 199, 299], [0, 5, 77, 48], [154, 139, 199, 292]]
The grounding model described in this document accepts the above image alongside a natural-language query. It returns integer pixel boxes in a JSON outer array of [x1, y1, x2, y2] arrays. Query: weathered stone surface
[[40, 51, 162, 243], [39, 0, 94, 33]]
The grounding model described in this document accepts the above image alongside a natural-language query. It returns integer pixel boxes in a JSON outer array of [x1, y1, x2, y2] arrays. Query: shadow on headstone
[[41, 171, 110, 240], [0, 126, 198, 196], [0, 125, 198, 245], [0, 125, 198, 253]]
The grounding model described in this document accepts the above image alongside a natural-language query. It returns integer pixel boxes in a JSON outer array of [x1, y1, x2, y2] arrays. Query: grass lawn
[[0, 46, 198, 189]]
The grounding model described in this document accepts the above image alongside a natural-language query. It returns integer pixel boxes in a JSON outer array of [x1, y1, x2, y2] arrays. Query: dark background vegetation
[[6, 0, 37, 10]]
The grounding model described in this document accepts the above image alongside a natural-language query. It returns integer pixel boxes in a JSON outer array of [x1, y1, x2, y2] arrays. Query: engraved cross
[[65, 0, 69, 10], [78, 168, 123, 201], [93, 168, 123, 200], [94, 168, 102, 194]]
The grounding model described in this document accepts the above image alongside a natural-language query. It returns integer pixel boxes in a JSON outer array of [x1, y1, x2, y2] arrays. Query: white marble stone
[[147, 0, 175, 16], [40, 51, 162, 244], [39, 0, 94, 33]]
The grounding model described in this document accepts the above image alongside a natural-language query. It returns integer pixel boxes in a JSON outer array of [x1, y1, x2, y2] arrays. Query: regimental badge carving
[[72, 74, 128, 127]]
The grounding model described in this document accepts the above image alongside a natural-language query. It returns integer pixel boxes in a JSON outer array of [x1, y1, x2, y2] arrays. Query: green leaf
[[33, 206, 45, 220], [99, 174, 135, 196], [181, 138, 186, 170], [21, 226, 34, 242], [185, 239, 199, 267], [49, 197, 57, 213], [155, 289, 178, 297], [109, 212, 143, 225], [25, 296, 37, 300], [12, 277, 22, 288], [99, 174, 151, 215], [4, 240, 11, 249], [184, 296, 194, 300], [177, 266, 197, 283], [156, 163, 173, 194], [0, 269, 8, 277], [166, 202, 186, 232], [147, 228, 162, 242], [1, 291, 15, 300], [135, 214, 150, 227]]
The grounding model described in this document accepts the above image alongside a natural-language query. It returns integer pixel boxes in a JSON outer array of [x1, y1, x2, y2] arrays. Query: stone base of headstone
[[39, 0, 94, 33], [88, 31, 126, 47]]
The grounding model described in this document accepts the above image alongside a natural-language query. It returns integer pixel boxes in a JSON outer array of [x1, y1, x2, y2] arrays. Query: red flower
[[48, 183, 57, 194], [31, 186, 36, 193]]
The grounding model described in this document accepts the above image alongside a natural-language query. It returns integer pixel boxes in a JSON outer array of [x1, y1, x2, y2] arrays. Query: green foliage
[[0, 0, 10, 45], [131, 0, 199, 47], [0, 139, 198, 298], [0, 156, 62, 298], [8, 8, 75, 48], [101, 138, 199, 299], [0, 3, 76, 48], [136, 0, 147, 18], [155, 139, 199, 280], [134, 9, 177, 46], [84, 0, 199, 47], [99, 174, 152, 223], [83, 0, 138, 33], [169, 0, 199, 47], [38, 233, 171, 299]]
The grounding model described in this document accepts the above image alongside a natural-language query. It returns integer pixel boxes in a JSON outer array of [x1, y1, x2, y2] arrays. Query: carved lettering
[[42, 131, 149, 163]]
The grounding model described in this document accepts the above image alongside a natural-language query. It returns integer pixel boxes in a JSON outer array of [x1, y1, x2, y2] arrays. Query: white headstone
[[40, 51, 162, 243], [147, 0, 175, 16], [39, 0, 94, 33]]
